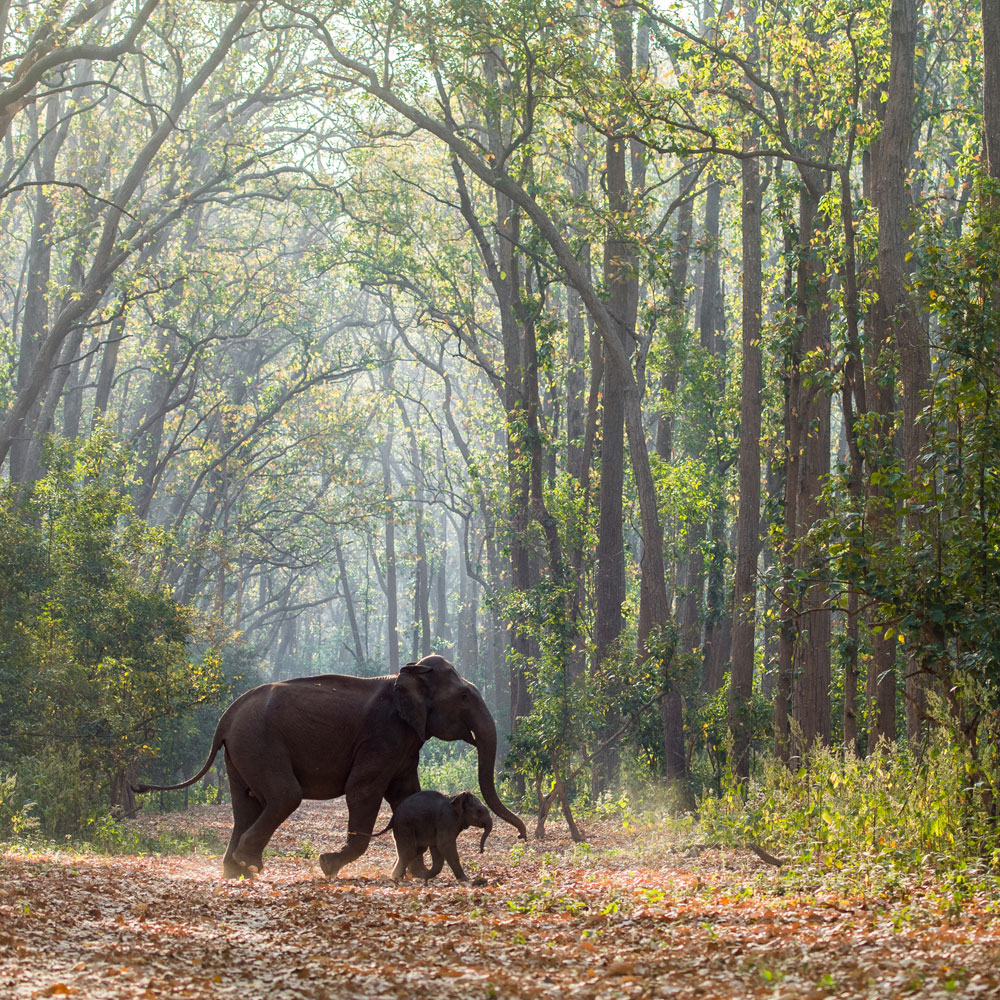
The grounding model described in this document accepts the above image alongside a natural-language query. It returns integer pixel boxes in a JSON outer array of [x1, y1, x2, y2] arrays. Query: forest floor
[[1, 799, 999, 1000]]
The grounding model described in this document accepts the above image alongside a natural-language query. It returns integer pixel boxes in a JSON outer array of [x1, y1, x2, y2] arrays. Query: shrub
[[0, 773, 39, 839], [698, 734, 1000, 874]]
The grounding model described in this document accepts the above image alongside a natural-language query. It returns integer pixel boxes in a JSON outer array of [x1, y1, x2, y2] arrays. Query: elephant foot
[[227, 850, 262, 878], [319, 852, 343, 878], [223, 860, 257, 880], [472, 877, 488, 886]]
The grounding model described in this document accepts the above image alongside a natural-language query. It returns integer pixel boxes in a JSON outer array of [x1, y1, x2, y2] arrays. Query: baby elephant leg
[[406, 848, 436, 879], [423, 846, 445, 879], [391, 831, 420, 881], [438, 837, 469, 881]]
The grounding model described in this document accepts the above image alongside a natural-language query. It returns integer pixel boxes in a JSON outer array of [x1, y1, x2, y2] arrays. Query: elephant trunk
[[478, 815, 493, 853], [472, 709, 527, 840]]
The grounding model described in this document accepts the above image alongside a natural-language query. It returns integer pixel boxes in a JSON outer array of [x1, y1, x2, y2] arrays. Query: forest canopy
[[1, 0, 999, 848]]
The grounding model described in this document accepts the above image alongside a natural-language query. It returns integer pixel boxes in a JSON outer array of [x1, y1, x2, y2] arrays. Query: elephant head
[[393, 655, 527, 840], [452, 790, 493, 852]]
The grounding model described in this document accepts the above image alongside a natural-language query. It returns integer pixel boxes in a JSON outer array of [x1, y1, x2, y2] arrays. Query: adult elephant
[[133, 654, 526, 878]]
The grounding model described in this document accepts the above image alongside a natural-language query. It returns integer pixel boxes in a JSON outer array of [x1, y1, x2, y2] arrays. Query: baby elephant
[[375, 790, 492, 883]]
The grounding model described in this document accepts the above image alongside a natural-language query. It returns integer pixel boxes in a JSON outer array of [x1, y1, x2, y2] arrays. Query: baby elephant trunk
[[478, 815, 493, 853]]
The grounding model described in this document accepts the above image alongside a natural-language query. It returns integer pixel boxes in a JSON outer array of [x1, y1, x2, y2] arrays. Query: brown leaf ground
[[2, 800, 999, 999]]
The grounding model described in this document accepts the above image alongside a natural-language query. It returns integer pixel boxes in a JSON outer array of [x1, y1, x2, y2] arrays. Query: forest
[[1, 0, 1000, 995]]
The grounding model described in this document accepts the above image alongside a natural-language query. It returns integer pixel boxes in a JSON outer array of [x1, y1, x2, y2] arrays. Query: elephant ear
[[453, 791, 471, 825], [393, 661, 431, 739]]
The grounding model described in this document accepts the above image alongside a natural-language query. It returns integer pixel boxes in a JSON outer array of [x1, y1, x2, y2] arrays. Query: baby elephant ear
[[452, 791, 470, 819]]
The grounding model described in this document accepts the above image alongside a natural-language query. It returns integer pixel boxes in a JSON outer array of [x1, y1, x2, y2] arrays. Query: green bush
[[82, 812, 226, 856], [12, 747, 93, 838], [0, 773, 39, 838], [698, 735, 1000, 874]]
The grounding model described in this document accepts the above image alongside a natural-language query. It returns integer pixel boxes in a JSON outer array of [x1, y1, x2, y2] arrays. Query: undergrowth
[[698, 735, 1000, 884], [0, 797, 226, 858], [82, 813, 227, 857]]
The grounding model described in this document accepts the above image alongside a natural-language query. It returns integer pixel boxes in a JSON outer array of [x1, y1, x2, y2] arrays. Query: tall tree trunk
[[565, 129, 588, 488], [730, 119, 763, 781], [790, 179, 832, 753], [657, 166, 697, 635], [564, 126, 592, 682], [860, 95, 900, 750], [22, 255, 90, 484], [448, 113, 539, 724], [656, 167, 696, 469], [381, 429, 400, 673], [335, 538, 364, 665], [592, 7, 641, 789], [774, 195, 799, 762], [877, 0, 930, 743], [397, 400, 431, 659], [61, 340, 94, 441], [985, 0, 1000, 187], [434, 518, 450, 656], [499, 237, 535, 730], [91, 312, 126, 428], [10, 129, 54, 484], [839, 154, 867, 756], [701, 502, 730, 694]]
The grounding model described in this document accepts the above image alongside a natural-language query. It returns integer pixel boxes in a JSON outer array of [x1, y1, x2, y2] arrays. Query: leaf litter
[[2, 799, 999, 999]]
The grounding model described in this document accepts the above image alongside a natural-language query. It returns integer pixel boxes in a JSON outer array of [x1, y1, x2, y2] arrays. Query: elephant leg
[[392, 832, 420, 881], [231, 770, 302, 874], [425, 846, 446, 879], [319, 791, 381, 878], [385, 773, 420, 809], [405, 844, 437, 880], [439, 839, 469, 881], [223, 766, 263, 879], [391, 852, 409, 881], [407, 854, 431, 878]]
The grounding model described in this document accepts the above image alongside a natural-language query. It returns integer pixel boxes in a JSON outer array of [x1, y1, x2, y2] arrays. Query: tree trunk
[[701, 501, 730, 694], [593, 84, 632, 665], [92, 313, 126, 428], [775, 198, 800, 763], [656, 166, 696, 469], [839, 159, 866, 757], [434, 522, 450, 656], [877, 0, 931, 744], [985, 0, 1000, 186], [730, 129, 763, 782], [381, 429, 400, 674], [564, 127, 592, 682], [397, 400, 431, 659], [790, 179, 832, 753], [10, 134, 54, 484], [592, 7, 641, 789], [335, 538, 364, 665]]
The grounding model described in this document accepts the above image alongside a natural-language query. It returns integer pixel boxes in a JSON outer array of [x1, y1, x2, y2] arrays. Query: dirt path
[[1, 800, 998, 999]]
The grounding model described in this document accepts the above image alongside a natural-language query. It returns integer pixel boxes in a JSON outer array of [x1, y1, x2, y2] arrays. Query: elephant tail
[[369, 817, 394, 838], [131, 733, 224, 794]]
